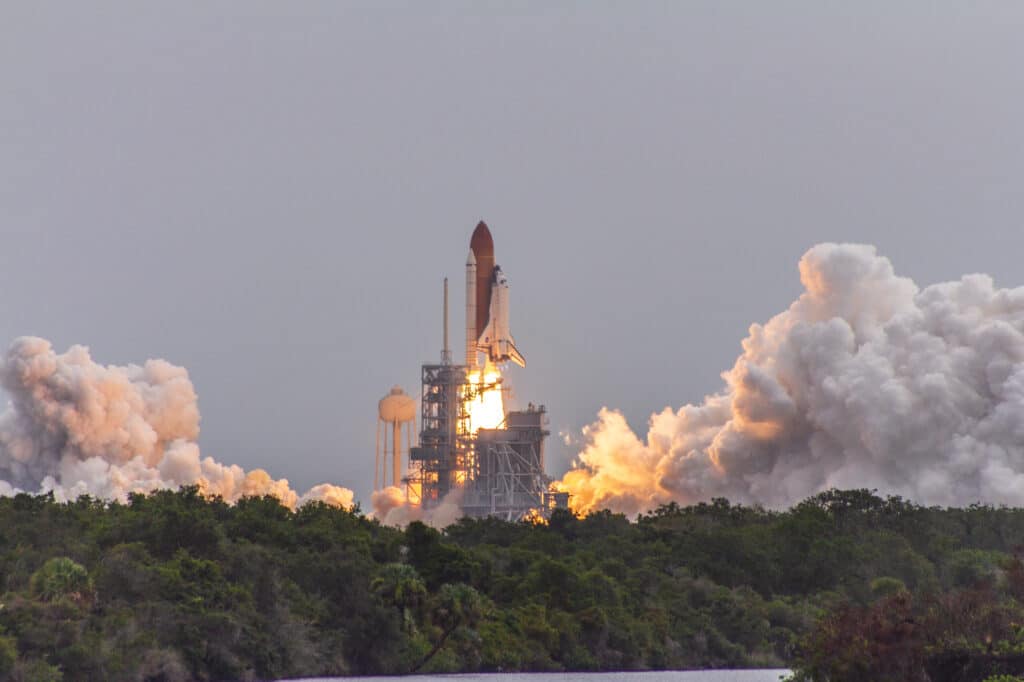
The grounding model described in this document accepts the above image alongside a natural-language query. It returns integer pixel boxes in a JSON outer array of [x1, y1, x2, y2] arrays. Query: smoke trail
[[561, 243, 1024, 514], [0, 336, 354, 507]]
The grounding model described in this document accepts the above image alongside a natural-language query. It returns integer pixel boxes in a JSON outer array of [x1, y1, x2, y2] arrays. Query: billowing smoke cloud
[[371, 486, 464, 528], [0, 337, 354, 508], [561, 243, 1024, 514]]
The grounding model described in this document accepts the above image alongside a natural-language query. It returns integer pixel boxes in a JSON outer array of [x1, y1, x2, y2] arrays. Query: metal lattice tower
[[408, 363, 468, 507]]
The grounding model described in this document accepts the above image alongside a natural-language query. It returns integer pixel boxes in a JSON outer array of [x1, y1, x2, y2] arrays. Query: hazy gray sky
[[3, 3, 1024, 507]]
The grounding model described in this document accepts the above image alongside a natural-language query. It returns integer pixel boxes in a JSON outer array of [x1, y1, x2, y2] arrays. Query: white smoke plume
[[561, 243, 1024, 515], [0, 336, 354, 508], [372, 486, 464, 528]]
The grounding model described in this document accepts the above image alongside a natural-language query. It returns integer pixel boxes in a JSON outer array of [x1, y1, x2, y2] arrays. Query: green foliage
[[789, 567, 1024, 680], [7, 487, 1024, 678], [29, 557, 91, 603], [946, 548, 1006, 588], [373, 563, 427, 633], [13, 659, 62, 682], [869, 576, 907, 599], [0, 633, 16, 677]]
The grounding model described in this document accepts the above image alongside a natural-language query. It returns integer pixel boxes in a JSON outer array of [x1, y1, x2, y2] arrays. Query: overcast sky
[[3, 3, 1024, 507]]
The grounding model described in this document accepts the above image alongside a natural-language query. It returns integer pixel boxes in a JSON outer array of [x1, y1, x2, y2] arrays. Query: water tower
[[376, 386, 416, 490]]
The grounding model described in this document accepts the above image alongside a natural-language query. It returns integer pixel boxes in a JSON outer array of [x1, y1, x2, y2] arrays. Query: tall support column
[[393, 420, 401, 488], [466, 250, 477, 370], [442, 278, 451, 364], [374, 421, 380, 490]]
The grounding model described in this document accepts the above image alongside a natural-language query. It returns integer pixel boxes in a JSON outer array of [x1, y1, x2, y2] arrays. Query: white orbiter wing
[[478, 266, 526, 368]]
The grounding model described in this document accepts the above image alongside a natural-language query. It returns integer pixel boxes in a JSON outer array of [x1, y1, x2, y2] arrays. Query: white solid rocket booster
[[465, 249, 477, 370]]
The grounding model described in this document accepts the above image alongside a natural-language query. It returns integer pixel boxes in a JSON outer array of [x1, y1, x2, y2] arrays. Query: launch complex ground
[[379, 222, 567, 521]]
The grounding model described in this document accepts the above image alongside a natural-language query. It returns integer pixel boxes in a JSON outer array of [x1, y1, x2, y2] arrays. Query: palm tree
[[410, 583, 487, 673], [371, 563, 427, 632], [30, 557, 93, 603]]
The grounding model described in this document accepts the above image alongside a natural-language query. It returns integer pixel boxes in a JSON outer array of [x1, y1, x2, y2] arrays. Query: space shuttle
[[465, 221, 526, 369]]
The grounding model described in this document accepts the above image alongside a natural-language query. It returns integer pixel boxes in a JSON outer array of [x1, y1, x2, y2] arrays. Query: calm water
[[288, 671, 791, 682]]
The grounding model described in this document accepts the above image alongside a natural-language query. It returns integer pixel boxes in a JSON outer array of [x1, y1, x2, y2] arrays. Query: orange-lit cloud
[[560, 243, 1024, 514]]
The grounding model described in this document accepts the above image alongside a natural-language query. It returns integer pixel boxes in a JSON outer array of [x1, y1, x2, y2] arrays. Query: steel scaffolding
[[407, 363, 565, 520]]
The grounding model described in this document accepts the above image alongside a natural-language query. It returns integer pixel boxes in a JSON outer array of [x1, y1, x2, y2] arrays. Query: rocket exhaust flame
[[560, 243, 1024, 515], [466, 366, 505, 433]]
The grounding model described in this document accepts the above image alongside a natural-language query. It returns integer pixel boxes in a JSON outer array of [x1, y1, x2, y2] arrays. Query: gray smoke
[[0, 336, 354, 507], [561, 243, 1024, 514]]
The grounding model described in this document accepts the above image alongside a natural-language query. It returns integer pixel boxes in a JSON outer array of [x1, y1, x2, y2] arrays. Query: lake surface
[[288, 671, 791, 682]]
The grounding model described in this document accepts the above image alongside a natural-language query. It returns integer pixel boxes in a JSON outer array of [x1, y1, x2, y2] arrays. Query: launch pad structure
[[408, 359, 566, 521], [405, 222, 568, 521]]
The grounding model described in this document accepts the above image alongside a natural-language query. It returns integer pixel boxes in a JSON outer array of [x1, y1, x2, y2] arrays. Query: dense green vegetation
[[5, 487, 1024, 680]]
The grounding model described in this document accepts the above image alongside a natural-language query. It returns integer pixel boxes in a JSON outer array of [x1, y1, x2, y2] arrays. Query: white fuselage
[[477, 267, 525, 368]]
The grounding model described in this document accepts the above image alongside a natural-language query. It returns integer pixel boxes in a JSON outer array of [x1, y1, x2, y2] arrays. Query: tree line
[[2, 486, 1024, 680]]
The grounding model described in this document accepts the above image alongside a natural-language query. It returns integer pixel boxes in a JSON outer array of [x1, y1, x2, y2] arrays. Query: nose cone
[[470, 221, 493, 257]]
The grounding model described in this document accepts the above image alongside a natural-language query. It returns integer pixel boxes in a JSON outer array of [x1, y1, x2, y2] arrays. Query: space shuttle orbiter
[[465, 221, 526, 369]]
